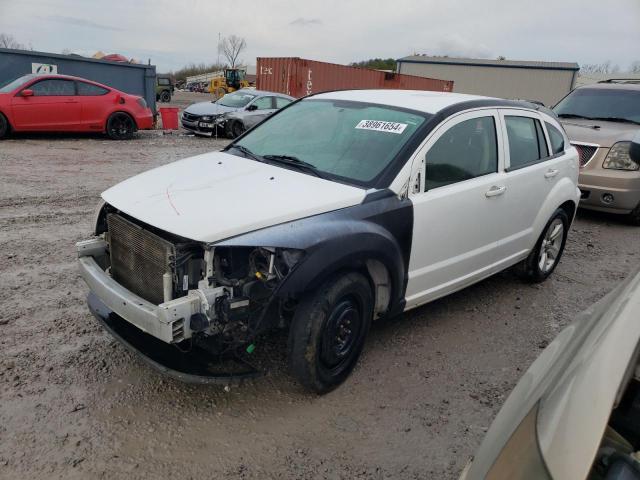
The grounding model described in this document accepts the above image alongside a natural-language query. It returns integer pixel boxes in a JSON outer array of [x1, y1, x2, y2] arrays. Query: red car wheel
[[106, 112, 136, 140]]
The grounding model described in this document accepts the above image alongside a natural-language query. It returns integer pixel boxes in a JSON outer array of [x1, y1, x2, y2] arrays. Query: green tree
[[350, 58, 397, 71]]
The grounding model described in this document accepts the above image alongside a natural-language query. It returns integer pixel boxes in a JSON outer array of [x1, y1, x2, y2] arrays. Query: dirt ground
[[1, 111, 639, 479]]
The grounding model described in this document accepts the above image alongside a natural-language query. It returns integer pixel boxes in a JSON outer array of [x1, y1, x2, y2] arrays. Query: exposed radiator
[[107, 213, 175, 305]]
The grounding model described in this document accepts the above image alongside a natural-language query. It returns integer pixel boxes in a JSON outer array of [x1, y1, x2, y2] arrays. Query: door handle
[[544, 168, 559, 178], [485, 185, 506, 197]]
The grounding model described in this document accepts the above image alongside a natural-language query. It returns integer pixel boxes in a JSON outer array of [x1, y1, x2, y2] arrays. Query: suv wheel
[[160, 90, 171, 102], [517, 208, 569, 282], [288, 272, 373, 393]]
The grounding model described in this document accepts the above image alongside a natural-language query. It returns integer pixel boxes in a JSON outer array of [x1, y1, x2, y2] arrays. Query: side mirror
[[21, 89, 33, 97], [630, 131, 640, 165], [246, 104, 258, 111]]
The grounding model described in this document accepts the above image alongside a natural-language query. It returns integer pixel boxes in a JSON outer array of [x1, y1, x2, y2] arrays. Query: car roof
[[311, 89, 502, 114], [17, 73, 114, 91], [236, 88, 294, 99], [576, 82, 640, 92], [22, 73, 97, 83]]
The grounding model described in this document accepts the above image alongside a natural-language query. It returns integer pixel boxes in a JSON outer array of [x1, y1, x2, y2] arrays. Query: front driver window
[[252, 97, 273, 110], [425, 116, 498, 190], [30, 79, 75, 96]]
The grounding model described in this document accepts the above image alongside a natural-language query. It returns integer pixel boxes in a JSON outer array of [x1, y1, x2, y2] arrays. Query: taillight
[[137, 97, 147, 109]]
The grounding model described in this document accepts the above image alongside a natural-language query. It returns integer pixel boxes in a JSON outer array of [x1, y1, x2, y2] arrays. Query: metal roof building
[[397, 55, 580, 106]]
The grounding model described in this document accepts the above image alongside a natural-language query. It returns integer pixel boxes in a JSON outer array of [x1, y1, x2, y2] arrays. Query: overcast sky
[[1, 0, 639, 72]]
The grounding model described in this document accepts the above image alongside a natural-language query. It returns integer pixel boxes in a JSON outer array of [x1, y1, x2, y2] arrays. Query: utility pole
[[217, 32, 221, 67]]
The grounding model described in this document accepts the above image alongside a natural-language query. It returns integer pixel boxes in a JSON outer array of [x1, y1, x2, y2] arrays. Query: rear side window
[[275, 97, 292, 109], [77, 82, 109, 96], [545, 122, 565, 154], [505, 116, 549, 170], [30, 79, 75, 96], [158, 78, 170, 86], [425, 116, 498, 190]]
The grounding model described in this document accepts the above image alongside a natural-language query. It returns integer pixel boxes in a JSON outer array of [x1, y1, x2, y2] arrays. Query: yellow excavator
[[208, 68, 250, 98]]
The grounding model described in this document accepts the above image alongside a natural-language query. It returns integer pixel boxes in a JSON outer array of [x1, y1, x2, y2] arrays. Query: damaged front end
[[77, 205, 304, 383]]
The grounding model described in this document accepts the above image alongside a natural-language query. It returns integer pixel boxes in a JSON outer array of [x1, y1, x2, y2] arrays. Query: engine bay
[[97, 206, 303, 356]]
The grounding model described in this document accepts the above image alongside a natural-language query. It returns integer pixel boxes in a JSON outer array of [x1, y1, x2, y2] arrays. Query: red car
[[0, 74, 154, 140]]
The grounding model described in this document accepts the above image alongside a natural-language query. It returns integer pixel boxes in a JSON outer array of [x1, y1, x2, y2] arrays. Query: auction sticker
[[355, 120, 408, 134]]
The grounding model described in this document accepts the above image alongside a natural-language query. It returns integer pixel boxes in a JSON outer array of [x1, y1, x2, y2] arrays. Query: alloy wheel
[[538, 218, 564, 273]]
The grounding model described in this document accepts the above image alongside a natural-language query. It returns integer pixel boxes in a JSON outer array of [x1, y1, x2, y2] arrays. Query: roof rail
[[598, 78, 640, 84]]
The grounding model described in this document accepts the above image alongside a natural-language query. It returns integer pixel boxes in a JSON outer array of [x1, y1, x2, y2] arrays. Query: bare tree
[[0, 33, 26, 50], [630, 61, 640, 74], [581, 60, 620, 74], [219, 35, 246, 68]]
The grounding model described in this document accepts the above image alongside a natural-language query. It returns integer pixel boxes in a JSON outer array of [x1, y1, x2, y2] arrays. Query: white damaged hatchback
[[77, 90, 581, 393]]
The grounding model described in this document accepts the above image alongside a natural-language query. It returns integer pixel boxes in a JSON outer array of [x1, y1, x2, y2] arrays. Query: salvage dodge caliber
[[77, 90, 581, 393]]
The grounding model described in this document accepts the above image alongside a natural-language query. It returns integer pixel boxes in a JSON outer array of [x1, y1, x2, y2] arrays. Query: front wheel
[[160, 90, 171, 102], [0, 113, 8, 139], [228, 121, 244, 139], [516, 208, 569, 282], [106, 112, 136, 140], [288, 272, 373, 393], [628, 201, 640, 226]]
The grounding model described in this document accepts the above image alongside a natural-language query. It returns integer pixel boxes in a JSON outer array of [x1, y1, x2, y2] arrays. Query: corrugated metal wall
[[397, 62, 576, 106], [0, 48, 157, 113], [257, 57, 453, 98]]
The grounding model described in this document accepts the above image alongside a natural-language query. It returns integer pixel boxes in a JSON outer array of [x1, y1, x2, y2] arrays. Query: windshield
[[218, 92, 256, 108], [0, 74, 36, 93], [554, 88, 640, 124], [233, 99, 429, 186]]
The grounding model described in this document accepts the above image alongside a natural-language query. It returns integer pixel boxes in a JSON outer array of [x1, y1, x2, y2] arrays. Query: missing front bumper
[[88, 292, 261, 385]]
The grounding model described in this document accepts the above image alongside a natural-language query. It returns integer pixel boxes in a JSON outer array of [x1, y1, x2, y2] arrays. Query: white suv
[[77, 90, 581, 393]]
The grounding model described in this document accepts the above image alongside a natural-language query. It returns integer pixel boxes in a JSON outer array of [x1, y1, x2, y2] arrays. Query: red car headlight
[[136, 97, 147, 109]]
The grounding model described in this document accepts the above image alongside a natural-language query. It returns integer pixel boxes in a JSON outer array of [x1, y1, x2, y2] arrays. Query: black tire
[[229, 121, 244, 139], [160, 90, 171, 102], [0, 113, 8, 139], [516, 208, 569, 283], [628, 202, 640, 226], [288, 272, 373, 393], [106, 112, 136, 140]]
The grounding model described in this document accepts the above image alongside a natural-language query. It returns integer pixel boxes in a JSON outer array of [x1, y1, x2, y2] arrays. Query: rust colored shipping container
[[256, 57, 453, 98]]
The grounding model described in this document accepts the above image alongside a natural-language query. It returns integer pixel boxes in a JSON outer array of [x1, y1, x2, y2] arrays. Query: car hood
[[183, 101, 239, 116], [101, 151, 366, 243], [560, 118, 639, 148], [463, 266, 640, 479]]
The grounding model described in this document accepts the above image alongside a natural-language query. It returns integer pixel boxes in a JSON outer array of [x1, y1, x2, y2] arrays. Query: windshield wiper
[[262, 155, 326, 179], [228, 144, 263, 162], [557, 113, 594, 120], [588, 116, 640, 125]]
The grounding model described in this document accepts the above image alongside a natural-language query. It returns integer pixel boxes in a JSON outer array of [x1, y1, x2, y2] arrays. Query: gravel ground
[[1, 118, 639, 479]]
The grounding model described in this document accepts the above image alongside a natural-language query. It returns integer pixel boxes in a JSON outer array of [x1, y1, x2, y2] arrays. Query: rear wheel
[[0, 113, 8, 139], [516, 208, 569, 282], [160, 90, 171, 102], [288, 272, 373, 393], [106, 112, 136, 140]]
